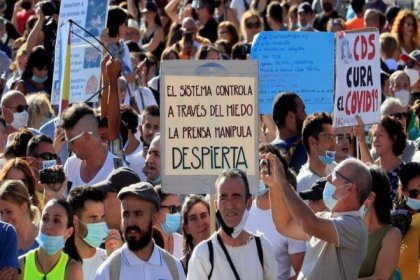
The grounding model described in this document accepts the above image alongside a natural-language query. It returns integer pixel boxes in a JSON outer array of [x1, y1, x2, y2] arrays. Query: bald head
[[336, 158, 372, 204], [1, 90, 26, 107]]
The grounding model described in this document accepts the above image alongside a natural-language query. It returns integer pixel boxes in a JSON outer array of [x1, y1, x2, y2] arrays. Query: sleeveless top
[[141, 29, 165, 60], [24, 249, 69, 280], [358, 224, 393, 277]]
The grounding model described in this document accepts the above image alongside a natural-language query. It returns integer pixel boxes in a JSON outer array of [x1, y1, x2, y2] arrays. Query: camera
[[40, 169, 65, 184], [40, 0, 58, 16]]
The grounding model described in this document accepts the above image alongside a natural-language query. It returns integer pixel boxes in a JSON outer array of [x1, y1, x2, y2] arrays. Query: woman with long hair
[[0, 158, 41, 210], [180, 195, 210, 273], [371, 116, 407, 199], [391, 9, 419, 56], [240, 10, 263, 44], [358, 166, 402, 279], [0, 180, 40, 256], [141, 1, 165, 61], [13, 46, 50, 95], [18, 199, 83, 279]]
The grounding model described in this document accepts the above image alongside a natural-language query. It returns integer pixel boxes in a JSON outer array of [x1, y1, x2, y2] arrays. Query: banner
[[51, 0, 108, 105], [161, 61, 259, 194], [333, 29, 381, 127], [251, 31, 334, 115]]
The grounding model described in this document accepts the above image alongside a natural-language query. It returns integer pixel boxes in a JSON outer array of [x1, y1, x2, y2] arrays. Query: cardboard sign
[[333, 30, 381, 127], [161, 61, 259, 194], [51, 0, 109, 105], [251, 31, 334, 115]]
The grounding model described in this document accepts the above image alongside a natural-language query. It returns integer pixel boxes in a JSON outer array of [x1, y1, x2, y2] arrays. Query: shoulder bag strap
[[254, 236, 264, 269], [207, 240, 214, 279], [109, 248, 122, 280], [161, 249, 179, 280], [216, 233, 240, 280]]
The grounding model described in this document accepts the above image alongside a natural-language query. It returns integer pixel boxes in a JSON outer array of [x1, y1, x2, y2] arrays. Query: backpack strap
[[254, 236, 264, 269], [108, 248, 122, 280], [161, 249, 179, 280], [207, 240, 214, 279]]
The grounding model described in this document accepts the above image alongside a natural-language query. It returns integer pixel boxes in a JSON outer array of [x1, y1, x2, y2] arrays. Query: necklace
[[35, 250, 60, 280]]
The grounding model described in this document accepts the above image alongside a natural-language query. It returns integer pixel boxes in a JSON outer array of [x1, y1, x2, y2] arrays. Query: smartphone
[[260, 159, 270, 175], [184, 31, 193, 45]]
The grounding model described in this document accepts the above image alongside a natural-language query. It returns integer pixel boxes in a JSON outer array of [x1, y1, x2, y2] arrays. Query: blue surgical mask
[[257, 180, 268, 196], [360, 205, 368, 218], [31, 74, 47, 84], [406, 197, 420, 211], [323, 181, 338, 211], [36, 232, 65, 256], [319, 150, 336, 165], [83, 222, 109, 248], [150, 176, 161, 186], [161, 213, 181, 234]]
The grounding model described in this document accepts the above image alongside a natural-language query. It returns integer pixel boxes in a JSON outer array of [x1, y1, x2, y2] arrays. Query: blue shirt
[[0, 221, 19, 270]]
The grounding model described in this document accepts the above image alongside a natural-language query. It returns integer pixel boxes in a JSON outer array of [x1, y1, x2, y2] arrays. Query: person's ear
[[65, 226, 74, 240], [246, 195, 252, 210], [364, 191, 376, 207], [2, 106, 12, 123]]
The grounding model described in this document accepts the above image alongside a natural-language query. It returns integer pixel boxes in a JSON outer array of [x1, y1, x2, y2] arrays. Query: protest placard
[[51, 0, 108, 105], [333, 29, 381, 127], [250, 31, 334, 115], [161, 61, 259, 194]]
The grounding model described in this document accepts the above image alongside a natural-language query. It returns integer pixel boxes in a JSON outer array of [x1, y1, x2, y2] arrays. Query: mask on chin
[[319, 149, 336, 165], [216, 209, 249, 239]]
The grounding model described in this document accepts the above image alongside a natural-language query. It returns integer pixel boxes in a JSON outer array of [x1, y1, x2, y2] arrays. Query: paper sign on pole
[[251, 31, 334, 115], [51, 0, 109, 105], [161, 61, 259, 194], [333, 29, 381, 127]]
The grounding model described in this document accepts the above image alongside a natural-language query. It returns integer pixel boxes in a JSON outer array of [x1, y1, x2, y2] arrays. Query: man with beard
[[143, 133, 161, 185], [272, 92, 307, 174], [313, 0, 340, 32], [95, 182, 185, 280]]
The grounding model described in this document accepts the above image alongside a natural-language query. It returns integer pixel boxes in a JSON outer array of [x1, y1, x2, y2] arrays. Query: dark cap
[[117, 182, 161, 210], [93, 167, 140, 193], [400, 50, 420, 63], [298, 2, 313, 14], [299, 177, 326, 201], [141, 1, 158, 13], [385, 5, 400, 24]]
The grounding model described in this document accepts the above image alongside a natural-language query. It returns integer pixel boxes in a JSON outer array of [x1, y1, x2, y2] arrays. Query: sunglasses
[[33, 152, 58, 161], [66, 131, 91, 144], [408, 190, 420, 199], [161, 205, 181, 214], [391, 112, 408, 120], [245, 21, 260, 29], [6, 105, 29, 113]]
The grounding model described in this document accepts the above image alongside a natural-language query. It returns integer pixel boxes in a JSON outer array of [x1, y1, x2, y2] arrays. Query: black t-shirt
[[199, 17, 218, 43]]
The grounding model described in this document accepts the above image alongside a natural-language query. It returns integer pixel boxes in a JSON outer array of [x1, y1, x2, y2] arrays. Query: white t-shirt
[[83, 248, 107, 280], [95, 243, 186, 280], [132, 86, 157, 114], [296, 162, 336, 192], [187, 232, 278, 280], [125, 143, 147, 182], [172, 232, 183, 260], [230, 0, 252, 23], [64, 151, 119, 192], [245, 200, 306, 280]]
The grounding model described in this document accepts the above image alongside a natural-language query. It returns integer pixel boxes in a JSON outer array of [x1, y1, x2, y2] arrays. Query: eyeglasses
[[334, 170, 354, 185], [245, 21, 261, 29], [33, 152, 58, 161], [5, 105, 28, 113], [66, 131, 91, 144], [161, 205, 181, 214], [390, 112, 408, 120], [318, 132, 336, 142], [408, 190, 420, 198]]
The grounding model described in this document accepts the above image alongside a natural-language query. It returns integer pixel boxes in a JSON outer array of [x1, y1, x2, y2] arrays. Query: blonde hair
[[26, 92, 55, 129], [240, 10, 263, 42], [0, 179, 40, 224]]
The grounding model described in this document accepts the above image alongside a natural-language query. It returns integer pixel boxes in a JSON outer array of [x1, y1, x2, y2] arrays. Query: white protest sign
[[333, 29, 381, 127], [161, 61, 259, 194], [51, 0, 109, 105]]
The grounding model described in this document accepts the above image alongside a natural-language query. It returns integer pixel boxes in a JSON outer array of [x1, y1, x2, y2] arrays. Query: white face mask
[[395, 89, 410, 107], [406, 68, 419, 87], [7, 109, 29, 129]]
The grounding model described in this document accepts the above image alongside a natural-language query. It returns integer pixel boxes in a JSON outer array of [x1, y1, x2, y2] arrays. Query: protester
[[0, 179, 39, 256], [0, 90, 29, 134], [395, 162, 420, 280], [187, 169, 277, 279], [18, 199, 83, 279], [26, 92, 54, 129], [263, 156, 372, 279], [0, 220, 19, 280], [358, 166, 402, 279], [390, 9, 419, 56], [143, 132, 161, 185], [95, 182, 185, 279], [141, 1, 165, 60], [180, 195, 210, 273]]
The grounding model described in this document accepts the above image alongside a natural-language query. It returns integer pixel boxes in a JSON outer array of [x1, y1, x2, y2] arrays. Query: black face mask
[[216, 209, 234, 237]]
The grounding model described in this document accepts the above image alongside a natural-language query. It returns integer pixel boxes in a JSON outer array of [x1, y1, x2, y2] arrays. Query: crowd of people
[[0, 0, 419, 279]]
